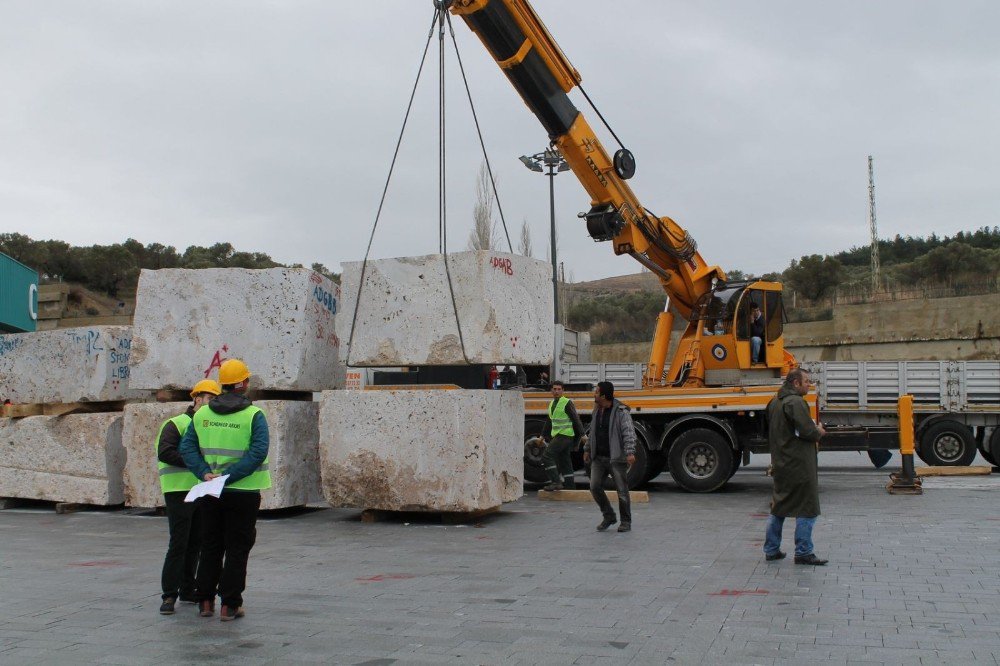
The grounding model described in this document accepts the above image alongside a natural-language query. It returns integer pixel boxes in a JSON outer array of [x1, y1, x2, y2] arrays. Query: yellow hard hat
[[190, 379, 222, 398], [219, 358, 251, 385]]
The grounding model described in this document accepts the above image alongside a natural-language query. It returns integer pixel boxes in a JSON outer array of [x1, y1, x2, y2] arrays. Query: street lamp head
[[557, 161, 571, 173], [519, 155, 543, 172]]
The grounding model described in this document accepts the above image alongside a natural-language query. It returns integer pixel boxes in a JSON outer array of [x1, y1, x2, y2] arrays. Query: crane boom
[[451, 0, 793, 386]]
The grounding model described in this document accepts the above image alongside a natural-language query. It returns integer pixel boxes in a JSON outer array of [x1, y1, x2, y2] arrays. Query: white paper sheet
[[184, 474, 230, 503]]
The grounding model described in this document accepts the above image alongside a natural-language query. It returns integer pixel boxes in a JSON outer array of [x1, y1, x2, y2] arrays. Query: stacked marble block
[[337, 251, 554, 366], [124, 268, 341, 509], [122, 401, 322, 510], [329, 251, 550, 512], [0, 326, 142, 505], [318, 390, 523, 512]]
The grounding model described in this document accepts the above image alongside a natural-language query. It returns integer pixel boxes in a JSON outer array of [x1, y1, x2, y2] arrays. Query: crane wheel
[[667, 428, 735, 493]]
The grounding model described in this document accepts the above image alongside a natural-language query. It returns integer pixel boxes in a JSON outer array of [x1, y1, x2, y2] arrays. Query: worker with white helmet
[[157, 378, 222, 616], [179, 358, 270, 622]]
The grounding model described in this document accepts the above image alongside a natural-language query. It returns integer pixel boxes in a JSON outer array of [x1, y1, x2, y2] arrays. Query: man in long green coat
[[764, 368, 828, 565]]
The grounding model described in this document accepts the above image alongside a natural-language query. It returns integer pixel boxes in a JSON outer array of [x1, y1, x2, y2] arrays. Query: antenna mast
[[868, 155, 881, 293]]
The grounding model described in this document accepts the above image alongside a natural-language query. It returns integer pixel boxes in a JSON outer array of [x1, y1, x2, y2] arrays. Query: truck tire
[[644, 450, 668, 483], [523, 418, 549, 484], [987, 427, 1000, 467], [667, 428, 735, 493], [918, 420, 976, 467]]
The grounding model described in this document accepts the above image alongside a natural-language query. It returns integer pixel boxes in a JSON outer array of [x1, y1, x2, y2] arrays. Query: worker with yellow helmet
[[179, 358, 271, 622], [157, 378, 222, 616]]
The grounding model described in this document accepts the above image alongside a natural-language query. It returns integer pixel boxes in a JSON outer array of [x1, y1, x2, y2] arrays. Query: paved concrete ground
[[1, 453, 998, 665]]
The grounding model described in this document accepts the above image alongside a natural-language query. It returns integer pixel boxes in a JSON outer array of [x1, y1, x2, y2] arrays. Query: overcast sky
[[2, 1, 997, 281]]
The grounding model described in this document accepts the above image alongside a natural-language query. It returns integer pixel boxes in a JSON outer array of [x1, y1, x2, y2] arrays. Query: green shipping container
[[0, 252, 39, 333]]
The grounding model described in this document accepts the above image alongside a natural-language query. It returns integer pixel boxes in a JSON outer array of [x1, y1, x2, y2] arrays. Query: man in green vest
[[157, 378, 221, 615], [179, 358, 270, 622], [541, 380, 586, 491]]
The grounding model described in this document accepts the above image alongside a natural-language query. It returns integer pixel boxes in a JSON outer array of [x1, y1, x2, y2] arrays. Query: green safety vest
[[157, 413, 199, 493], [549, 396, 575, 438], [192, 404, 271, 491]]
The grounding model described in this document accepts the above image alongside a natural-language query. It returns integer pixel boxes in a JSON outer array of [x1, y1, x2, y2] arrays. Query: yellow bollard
[[887, 394, 922, 494]]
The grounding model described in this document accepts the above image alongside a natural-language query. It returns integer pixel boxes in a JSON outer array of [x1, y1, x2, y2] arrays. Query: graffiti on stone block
[[203, 344, 230, 379]]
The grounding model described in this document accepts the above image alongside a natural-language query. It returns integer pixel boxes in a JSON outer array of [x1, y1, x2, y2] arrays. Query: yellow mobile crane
[[449, 0, 807, 491]]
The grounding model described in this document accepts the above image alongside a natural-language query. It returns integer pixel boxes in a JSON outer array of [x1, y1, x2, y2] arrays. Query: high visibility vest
[[549, 396, 575, 437], [157, 413, 199, 493], [192, 404, 271, 491]]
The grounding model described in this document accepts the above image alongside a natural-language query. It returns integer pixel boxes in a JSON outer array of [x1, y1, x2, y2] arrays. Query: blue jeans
[[751, 336, 763, 363], [764, 514, 816, 557]]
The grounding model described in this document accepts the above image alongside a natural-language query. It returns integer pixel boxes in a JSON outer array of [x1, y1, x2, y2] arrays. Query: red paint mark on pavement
[[708, 589, 769, 597], [69, 560, 125, 568], [355, 574, 415, 584], [749, 513, 769, 518], [748, 541, 764, 547]]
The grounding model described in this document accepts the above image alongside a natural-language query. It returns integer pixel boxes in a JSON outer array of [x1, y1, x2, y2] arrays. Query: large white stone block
[[0, 413, 125, 505], [0, 326, 144, 404], [122, 400, 322, 510], [337, 251, 554, 366], [318, 389, 523, 512], [129, 268, 343, 391]]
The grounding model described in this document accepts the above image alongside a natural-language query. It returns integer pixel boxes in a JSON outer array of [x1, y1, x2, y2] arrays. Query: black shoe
[[198, 600, 215, 617], [617, 523, 631, 533], [765, 551, 786, 561], [597, 517, 617, 531], [794, 553, 828, 566], [159, 597, 176, 615], [542, 482, 564, 492], [220, 605, 245, 622], [562, 477, 575, 489]]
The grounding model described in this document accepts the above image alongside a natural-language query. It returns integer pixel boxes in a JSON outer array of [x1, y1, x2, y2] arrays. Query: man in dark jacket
[[541, 380, 586, 491], [750, 303, 765, 363], [156, 379, 221, 615], [180, 359, 270, 621], [764, 368, 828, 565], [583, 381, 637, 532]]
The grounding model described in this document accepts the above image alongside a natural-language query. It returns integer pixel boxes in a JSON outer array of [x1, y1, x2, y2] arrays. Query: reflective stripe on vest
[[192, 404, 271, 491], [156, 413, 199, 493], [549, 396, 574, 437]]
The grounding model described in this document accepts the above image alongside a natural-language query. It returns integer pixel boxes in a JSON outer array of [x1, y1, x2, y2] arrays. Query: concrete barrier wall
[[338, 251, 554, 366], [123, 400, 322, 510], [129, 268, 343, 391], [0, 413, 124, 504], [318, 389, 523, 512], [0, 326, 145, 404]]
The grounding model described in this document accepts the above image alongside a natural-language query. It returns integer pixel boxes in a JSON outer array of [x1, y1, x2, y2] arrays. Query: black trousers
[[542, 434, 576, 485], [195, 491, 260, 608], [161, 491, 202, 600], [589, 457, 631, 525]]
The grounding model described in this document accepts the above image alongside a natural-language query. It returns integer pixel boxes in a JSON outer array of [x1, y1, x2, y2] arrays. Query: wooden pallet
[[915, 465, 993, 477], [0, 498, 124, 514], [538, 489, 650, 503], [1, 401, 127, 418], [359, 506, 500, 525]]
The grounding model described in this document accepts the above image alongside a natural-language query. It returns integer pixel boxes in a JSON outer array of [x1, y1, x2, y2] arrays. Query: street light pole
[[519, 148, 570, 326]]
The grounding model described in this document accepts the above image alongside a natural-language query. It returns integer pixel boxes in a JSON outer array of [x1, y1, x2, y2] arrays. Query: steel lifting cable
[[345, 11, 438, 366], [436, 5, 473, 365]]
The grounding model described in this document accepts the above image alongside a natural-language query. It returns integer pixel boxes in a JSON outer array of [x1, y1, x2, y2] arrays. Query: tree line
[[0, 233, 340, 298], [567, 227, 1000, 343]]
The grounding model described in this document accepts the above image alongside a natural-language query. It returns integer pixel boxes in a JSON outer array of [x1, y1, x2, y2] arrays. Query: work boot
[[198, 600, 215, 617], [220, 605, 245, 622], [617, 522, 631, 533], [596, 516, 617, 531], [159, 597, 176, 615], [562, 476, 575, 489], [542, 482, 563, 492]]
